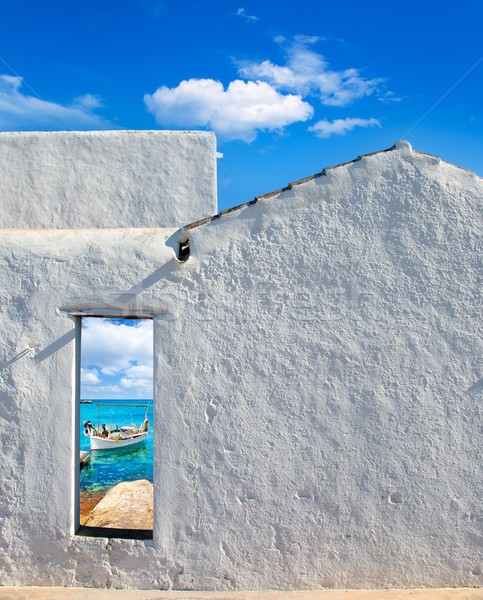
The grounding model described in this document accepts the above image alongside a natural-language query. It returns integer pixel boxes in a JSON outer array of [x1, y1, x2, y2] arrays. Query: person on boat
[[101, 424, 109, 438]]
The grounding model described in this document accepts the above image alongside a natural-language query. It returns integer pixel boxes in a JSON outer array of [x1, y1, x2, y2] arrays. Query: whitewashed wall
[[0, 142, 481, 590], [0, 228, 181, 588], [156, 142, 482, 590], [0, 131, 217, 229]]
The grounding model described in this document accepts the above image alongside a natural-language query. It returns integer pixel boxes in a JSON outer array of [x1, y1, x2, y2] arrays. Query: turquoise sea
[[80, 400, 153, 495]]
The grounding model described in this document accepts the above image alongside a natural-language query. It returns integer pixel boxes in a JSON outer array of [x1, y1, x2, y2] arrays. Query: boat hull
[[89, 432, 148, 451]]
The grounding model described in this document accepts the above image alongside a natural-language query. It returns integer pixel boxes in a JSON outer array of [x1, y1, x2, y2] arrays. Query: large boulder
[[84, 479, 153, 529]]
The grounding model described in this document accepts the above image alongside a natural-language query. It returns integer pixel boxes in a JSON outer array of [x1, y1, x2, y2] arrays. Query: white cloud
[[81, 318, 153, 376], [125, 364, 153, 379], [72, 93, 103, 110], [83, 384, 123, 396], [81, 368, 101, 385], [237, 36, 383, 107], [120, 375, 153, 399], [145, 78, 313, 142], [378, 91, 403, 103], [80, 319, 153, 399], [0, 75, 114, 131], [120, 377, 151, 389], [236, 7, 258, 22], [308, 117, 381, 138]]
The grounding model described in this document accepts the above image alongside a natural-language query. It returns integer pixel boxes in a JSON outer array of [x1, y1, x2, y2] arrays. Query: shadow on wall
[[35, 329, 76, 363], [21, 259, 178, 365], [466, 377, 483, 395], [0, 347, 36, 370]]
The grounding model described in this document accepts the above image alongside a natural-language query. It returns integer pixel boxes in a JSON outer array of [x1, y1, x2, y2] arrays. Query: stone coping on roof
[[184, 141, 480, 232]]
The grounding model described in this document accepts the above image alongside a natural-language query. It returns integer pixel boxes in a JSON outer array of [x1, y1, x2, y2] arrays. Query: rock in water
[[85, 479, 153, 529]]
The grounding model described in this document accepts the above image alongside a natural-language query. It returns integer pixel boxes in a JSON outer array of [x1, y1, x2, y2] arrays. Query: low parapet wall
[[0, 130, 217, 229]]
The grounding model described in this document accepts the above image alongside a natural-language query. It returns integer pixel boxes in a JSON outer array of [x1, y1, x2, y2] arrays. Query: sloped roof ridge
[[184, 143, 478, 231]]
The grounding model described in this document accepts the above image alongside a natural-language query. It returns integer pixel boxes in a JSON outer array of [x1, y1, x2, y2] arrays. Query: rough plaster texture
[[0, 588, 481, 600], [155, 142, 482, 591], [0, 227, 179, 589], [0, 142, 481, 591], [0, 131, 217, 229]]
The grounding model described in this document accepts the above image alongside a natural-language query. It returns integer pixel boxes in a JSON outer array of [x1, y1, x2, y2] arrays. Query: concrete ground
[[0, 588, 481, 600]]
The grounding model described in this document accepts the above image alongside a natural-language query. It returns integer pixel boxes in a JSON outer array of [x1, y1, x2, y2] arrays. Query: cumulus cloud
[[81, 318, 153, 376], [144, 36, 386, 142], [120, 377, 151, 389], [144, 78, 313, 141], [81, 368, 101, 385], [81, 319, 153, 399], [0, 75, 114, 131], [83, 384, 123, 396], [309, 117, 381, 138], [237, 36, 382, 107], [71, 93, 103, 110], [125, 365, 153, 379], [236, 7, 258, 22], [120, 364, 153, 395]]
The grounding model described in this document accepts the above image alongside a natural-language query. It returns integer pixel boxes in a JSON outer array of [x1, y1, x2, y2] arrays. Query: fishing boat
[[83, 404, 149, 451]]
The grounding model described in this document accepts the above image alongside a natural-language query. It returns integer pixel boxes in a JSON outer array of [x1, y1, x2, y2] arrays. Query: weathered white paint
[[0, 227, 179, 589], [0, 131, 217, 229], [0, 141, 481, 590]]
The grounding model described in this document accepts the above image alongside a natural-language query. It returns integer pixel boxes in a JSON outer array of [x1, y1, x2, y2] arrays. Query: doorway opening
[[76, 316, 153, 539]]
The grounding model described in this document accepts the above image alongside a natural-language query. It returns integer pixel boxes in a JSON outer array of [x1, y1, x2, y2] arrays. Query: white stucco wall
[[0, 142, 481, 590], [0, 227, 180, 588], [157, 141, 482, 590], [0, 131, 217, 229]]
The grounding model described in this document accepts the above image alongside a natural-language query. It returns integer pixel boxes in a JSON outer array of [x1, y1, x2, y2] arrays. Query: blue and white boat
[[83, 404, 149, 451]]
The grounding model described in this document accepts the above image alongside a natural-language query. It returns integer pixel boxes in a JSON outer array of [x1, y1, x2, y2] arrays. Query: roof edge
[[183, 142, 479, 232]]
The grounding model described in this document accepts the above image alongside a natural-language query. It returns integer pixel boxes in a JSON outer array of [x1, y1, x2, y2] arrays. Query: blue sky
[[1, 0, 481, 211], [81, 318, 153, 400]]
